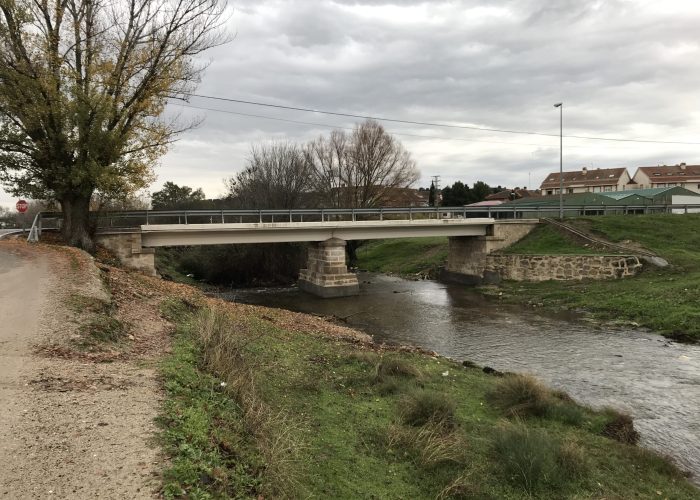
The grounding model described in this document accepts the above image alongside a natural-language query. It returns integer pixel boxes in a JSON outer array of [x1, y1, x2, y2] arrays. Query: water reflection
[[220, 273, 700, 482]]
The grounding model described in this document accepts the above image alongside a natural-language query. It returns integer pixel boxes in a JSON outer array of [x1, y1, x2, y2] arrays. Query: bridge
[[31, 208, 540, 297]]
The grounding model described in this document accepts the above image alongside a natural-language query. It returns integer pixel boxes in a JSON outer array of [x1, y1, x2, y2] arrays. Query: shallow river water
[[221, 273, 700, 482]]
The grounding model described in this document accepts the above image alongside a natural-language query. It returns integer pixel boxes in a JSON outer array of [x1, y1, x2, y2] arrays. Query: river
[[220, 272, 700, 482]]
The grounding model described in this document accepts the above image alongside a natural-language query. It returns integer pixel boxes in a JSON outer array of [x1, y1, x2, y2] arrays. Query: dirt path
[[0, 242, 164, 499]]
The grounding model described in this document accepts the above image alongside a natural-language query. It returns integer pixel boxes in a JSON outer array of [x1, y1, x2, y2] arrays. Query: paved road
[[0, 229, 23, 238]]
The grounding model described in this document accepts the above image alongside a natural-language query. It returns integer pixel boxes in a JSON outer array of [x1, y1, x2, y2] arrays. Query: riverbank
[[356, 214, 700, 343], [10, 239, 695, 497], [159, 291, 697, 498]]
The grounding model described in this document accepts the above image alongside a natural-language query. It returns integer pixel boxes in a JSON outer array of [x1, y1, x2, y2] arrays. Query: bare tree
[[307, 120, 420, 209], [226, 142, 314, 209], [0, 0, 229, 249]]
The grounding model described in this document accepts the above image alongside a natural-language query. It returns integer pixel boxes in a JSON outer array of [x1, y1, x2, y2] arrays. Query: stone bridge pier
[[443, 220, 539, 284], [298, 238, 360, 298]]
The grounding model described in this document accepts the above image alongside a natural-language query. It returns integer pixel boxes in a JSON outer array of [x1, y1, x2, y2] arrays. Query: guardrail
[[27, 203, 700, 233]]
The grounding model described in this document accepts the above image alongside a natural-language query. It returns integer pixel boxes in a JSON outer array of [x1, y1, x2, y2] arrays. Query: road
[[0, 242, 162, 499]]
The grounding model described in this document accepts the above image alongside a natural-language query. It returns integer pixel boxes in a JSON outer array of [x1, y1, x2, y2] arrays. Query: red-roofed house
[[539, 167, 631, 195], [632, 163, 700, 193]]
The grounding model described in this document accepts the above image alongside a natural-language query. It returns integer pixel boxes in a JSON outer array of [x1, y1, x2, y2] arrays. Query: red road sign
[[16, 199, 28, 213]]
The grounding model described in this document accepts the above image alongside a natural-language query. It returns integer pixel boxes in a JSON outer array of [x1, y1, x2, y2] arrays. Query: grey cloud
[[3, 0, 700, 206]]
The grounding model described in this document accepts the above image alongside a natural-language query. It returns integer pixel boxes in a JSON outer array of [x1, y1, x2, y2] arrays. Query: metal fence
[[28, 203, 700, 237]]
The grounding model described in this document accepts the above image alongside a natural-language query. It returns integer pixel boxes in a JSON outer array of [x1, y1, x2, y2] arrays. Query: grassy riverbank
[[156, 292, 697, 498], [497, 214, 700, 342], [356, 214, 700, 342], [356, 237, 448, 277]]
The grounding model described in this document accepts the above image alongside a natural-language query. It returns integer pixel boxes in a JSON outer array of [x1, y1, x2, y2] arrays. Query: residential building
[[631, 163, 700, 193], [539, 167, 631, 195], [485, 188, 541, 202]]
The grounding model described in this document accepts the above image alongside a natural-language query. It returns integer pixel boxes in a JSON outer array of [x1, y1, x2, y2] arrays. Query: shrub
[[399, 390, 457, 429], [492, 422, 562, 494]]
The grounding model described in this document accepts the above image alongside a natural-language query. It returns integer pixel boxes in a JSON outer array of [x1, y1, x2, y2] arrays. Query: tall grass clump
[[195, 306, 303, 498], [372, 356, 422, 395], [399, 390, 457, 429], [493, 421, 579, 494], [487, 374, 550, 417], [385, 423, 468, 468], [487, 374, 586, 425]]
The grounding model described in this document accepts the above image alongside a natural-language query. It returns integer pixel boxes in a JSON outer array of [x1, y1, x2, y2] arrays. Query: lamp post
[[554, 102, 563, 220]]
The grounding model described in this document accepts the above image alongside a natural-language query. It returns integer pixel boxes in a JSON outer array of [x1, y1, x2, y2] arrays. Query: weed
[[81, 315, 125, 342], [399, 390, 457, 429]]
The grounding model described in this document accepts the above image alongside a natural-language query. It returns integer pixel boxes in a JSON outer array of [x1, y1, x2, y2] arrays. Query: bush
[[399, 390, 457, 429]]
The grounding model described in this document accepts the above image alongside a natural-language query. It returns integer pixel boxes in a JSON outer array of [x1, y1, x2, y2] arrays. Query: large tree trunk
[[61, 194, 95, 251]]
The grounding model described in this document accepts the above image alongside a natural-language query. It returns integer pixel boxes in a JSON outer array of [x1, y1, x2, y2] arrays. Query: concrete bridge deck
[[93, 216, 539, 298], [137, 218, 495, 246]]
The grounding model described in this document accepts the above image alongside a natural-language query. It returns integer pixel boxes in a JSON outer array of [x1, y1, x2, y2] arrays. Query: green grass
[[158, 299, 265, 498], [356, 237, 448, 276], [503, 224, 610, 255], [157, 299, 698, 499], [496, 214, 700, 342]]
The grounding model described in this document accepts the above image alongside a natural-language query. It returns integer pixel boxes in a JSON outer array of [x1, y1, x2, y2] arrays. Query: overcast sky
[[3, 0, 700, 208]]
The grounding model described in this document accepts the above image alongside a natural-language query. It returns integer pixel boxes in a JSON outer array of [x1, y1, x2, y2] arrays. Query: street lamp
[[554, 102, 563, 220]]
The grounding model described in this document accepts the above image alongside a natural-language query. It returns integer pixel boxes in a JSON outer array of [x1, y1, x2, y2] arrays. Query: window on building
[[567, 188, 574, 194], [604, 186, 612, 192], [547, 190, 553, 195]]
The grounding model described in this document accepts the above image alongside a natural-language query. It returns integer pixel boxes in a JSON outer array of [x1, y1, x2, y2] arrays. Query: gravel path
[[0, 242, 163, 499]]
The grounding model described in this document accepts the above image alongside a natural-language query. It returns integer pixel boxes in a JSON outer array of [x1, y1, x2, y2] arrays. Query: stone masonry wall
[[298, 238, 359, 297], [96, 232, 157, 276], [485, 254, 643, 282]]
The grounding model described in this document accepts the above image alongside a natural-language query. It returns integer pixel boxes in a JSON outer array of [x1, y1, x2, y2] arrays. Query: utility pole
[[554, 103, 563, 220]]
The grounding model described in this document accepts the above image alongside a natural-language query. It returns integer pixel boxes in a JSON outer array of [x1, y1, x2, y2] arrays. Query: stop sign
[[16, 199, 28, 213]]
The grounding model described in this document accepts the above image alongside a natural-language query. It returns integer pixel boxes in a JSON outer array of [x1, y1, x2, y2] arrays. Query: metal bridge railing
[[26, 203, 700, 235]]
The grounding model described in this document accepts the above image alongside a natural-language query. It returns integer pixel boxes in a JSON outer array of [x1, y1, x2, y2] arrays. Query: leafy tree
[[152, 182, 206, 210], [441, 181, 471, 206], [0, 0, 228, 249], [471, 181, 492, 203], [429, 181, 436, 207]]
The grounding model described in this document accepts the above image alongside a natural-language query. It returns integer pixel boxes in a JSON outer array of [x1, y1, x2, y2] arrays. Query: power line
[[172, 102, 559, 147], [181, 91, 700, 146]]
